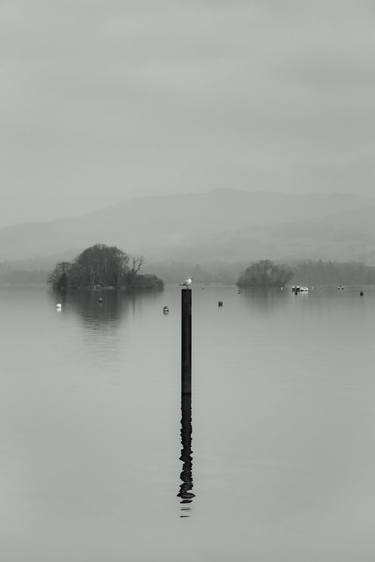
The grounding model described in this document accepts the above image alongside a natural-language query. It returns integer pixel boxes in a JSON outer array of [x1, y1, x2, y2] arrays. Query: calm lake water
[[1, 285, 375, 561]]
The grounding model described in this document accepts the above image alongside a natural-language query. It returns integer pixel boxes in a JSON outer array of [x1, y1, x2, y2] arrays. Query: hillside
[[0, 189, 374, 264]]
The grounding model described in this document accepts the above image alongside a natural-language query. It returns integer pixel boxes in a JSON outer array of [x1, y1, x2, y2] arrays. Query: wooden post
[[181, 287, 192, 396]]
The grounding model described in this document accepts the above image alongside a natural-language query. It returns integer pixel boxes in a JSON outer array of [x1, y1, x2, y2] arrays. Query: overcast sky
[[1, 0, 374, 226]]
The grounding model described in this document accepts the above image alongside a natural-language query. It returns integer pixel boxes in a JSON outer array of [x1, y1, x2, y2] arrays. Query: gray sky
[[1, 0, 375, 226]]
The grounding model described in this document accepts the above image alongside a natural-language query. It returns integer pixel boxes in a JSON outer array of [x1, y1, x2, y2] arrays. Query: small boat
[[292, 285, 309, 294]]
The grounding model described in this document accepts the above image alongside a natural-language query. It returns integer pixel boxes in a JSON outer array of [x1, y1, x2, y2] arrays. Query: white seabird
[[180, 277, 192, 288]]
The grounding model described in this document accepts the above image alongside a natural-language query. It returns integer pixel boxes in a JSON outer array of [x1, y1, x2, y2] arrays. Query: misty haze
[[1, 1, 375, 561]]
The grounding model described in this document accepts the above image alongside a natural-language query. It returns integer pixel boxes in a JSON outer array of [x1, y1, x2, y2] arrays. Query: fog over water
[[1, 286, 375, 561]]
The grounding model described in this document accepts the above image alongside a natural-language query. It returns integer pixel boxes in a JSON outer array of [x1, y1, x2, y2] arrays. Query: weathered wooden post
[[181, 287, 192, 395], [178, 285, 194, 515]]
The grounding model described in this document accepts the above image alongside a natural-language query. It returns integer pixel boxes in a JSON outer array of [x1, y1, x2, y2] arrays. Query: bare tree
[[131, 256, 144, 274]]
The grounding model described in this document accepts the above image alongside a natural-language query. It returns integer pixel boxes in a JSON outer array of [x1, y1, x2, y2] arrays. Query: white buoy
[[56, 303, 62, 311]]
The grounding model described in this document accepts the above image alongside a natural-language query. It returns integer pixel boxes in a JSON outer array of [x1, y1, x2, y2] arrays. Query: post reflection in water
[[177, 393, 195, 517]]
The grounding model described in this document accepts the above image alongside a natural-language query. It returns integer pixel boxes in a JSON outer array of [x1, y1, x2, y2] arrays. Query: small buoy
[[360, 291, 364, 297], [218, 301, 223, 307], [163, 306, 169, 315], [56, 303, 62, 311], [98, 297, 104, 303]]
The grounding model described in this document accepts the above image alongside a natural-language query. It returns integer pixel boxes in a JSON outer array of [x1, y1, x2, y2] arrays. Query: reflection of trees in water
[[239, 287, 289, 312], [50, 288, 162, 328], [69, 290, 128, 327], [177, 394, 195, 517], [49, 289, 130, 328]]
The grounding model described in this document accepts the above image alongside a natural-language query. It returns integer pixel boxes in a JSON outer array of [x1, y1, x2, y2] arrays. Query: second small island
[[237, 260, 293, 288]]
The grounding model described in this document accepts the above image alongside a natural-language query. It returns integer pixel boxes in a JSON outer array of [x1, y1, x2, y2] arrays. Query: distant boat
[[292, 285, 309, 294]]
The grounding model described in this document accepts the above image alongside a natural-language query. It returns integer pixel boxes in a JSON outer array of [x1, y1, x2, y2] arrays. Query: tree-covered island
[[48, 244, 163, 291], [237, 260, 293, 288]]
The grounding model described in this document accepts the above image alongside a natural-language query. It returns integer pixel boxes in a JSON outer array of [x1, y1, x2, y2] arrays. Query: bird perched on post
[[180, 277, 192, 288]]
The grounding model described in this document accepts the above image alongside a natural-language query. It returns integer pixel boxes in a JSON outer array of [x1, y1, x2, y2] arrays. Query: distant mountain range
[[0, 189, 374, 266]]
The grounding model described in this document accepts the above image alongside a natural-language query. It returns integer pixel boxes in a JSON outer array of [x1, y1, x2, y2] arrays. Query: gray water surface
[[1, 286, 375, 561]]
